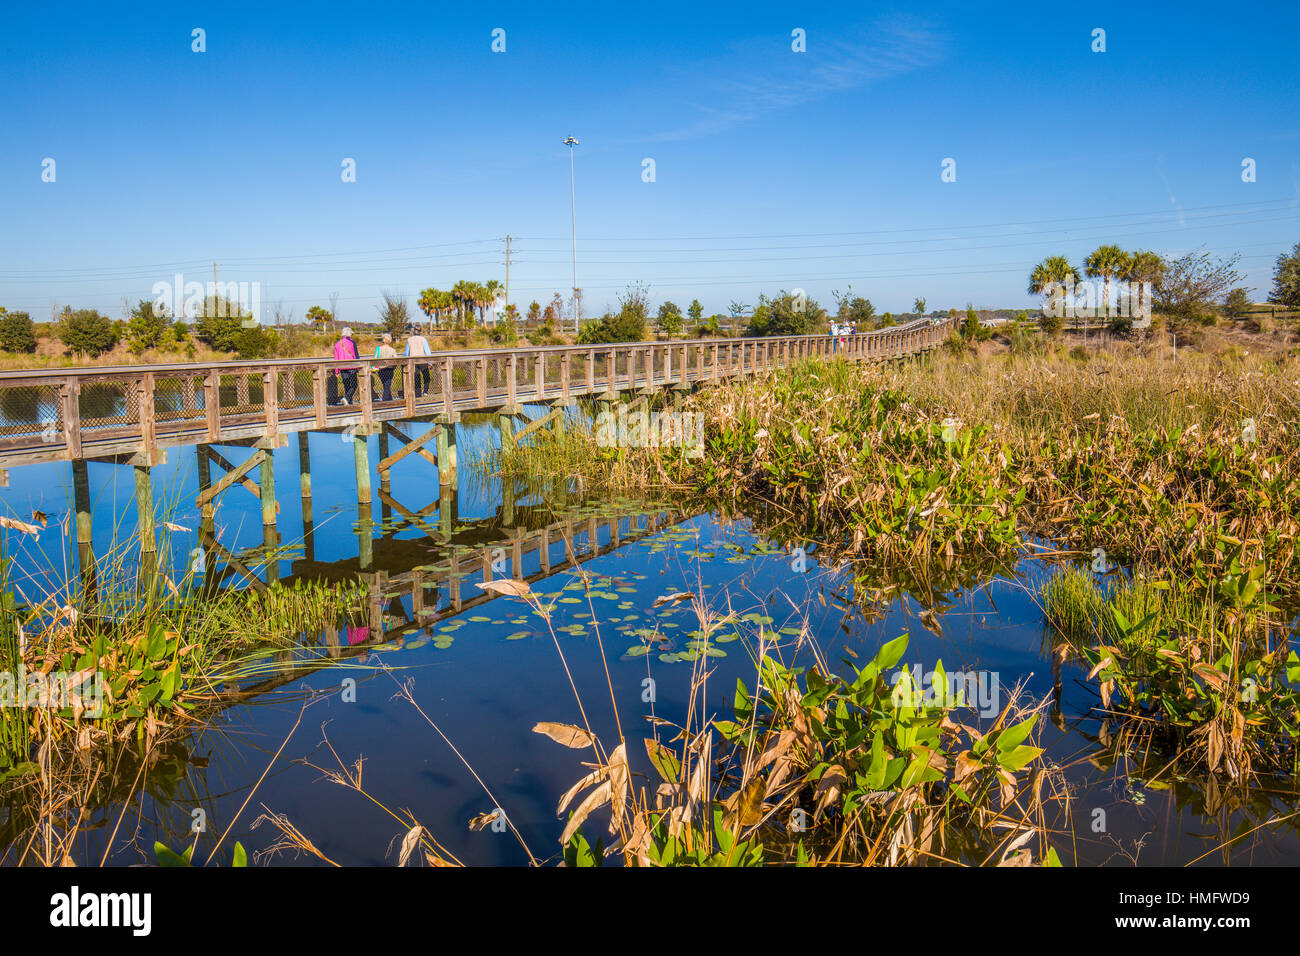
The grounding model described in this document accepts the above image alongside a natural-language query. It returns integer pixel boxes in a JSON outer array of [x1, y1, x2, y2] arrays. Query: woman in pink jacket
[[334, 327, 359, 404]]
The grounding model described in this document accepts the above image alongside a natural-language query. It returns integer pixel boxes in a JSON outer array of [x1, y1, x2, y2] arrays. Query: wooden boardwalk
[[0, 317, 953, 470], [0, 318, 952, 586]]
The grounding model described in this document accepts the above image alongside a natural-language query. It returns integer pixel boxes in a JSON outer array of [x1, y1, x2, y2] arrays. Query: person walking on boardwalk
[[334, 327, 359, 404], [375, 332, 398, 401], [404, 329, 432, 397]]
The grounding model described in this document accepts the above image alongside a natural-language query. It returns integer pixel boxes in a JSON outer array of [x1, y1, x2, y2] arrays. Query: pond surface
[[2, 410, 1298, 866]]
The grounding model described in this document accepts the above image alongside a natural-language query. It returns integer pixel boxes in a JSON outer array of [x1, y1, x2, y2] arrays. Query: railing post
[[140, 372, 156, 456], [312, 366, 327, 427], [561, 352, 571, 402], [506, 354, 518, 408], [264, 369, 280, 438], [61, 379, 81, 460], [535, 353, 546, 400], [358, 361, 374, 425], [476, 357, 487, 405], [205, 371, 221, 440], [443, 357, 455, 416]]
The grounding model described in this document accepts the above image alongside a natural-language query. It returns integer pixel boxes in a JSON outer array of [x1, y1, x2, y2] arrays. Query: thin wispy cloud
[[642, 18, 948, 143]]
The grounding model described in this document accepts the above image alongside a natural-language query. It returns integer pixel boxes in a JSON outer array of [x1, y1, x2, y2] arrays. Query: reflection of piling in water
[[297, 432, 314, 562], [72, 459, 96, 602], [260, 448, 278, 584], [377, 425, 391, 523], [133, 458, 157, 596]]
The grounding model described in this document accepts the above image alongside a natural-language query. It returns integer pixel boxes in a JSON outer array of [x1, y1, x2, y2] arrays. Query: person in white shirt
[[404, 332, 432, 396]]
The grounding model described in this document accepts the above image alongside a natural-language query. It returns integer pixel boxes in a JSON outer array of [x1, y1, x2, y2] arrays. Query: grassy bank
[[0, 519, 368, 787]]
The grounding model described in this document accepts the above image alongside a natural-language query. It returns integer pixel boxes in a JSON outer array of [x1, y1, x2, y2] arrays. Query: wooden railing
[[0, 317, 954, 467]]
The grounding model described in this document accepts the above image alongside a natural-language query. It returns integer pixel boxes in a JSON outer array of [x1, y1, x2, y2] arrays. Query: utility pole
[[505, 234, 511, 312], [564, 136, 579, 333]]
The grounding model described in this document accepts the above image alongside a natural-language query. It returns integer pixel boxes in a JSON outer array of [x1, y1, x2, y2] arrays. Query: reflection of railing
[[0, 319, 955, 467], [225, 506, 685, 702]]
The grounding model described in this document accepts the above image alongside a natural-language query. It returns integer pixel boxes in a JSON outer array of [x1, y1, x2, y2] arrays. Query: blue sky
[[1, 0, 1297, 323]]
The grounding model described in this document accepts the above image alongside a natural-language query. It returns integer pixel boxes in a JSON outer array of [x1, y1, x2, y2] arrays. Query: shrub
[[489, 317, 519, 345], [695, 315, 722, 337], [193, 298, 253, 352], [961, 304, 991, 341], [0, 309, 37, 354], [658, 301, 683, 337], [377, 292, 410, 338], [1007, 323, 1043, 356], [59, 308, 117, 356], [745, 290, 826, 337], [126, 299, 171, 354], [233, 325, 278, 359], [577, 283, 650, 344], [942, 333, 968, 356]]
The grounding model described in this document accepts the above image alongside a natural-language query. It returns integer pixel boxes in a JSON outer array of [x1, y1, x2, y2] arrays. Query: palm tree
[[480, 280, 505, 324], [913, 297, 926, 316], [450, 280, 476, 329], [418, 288, 444, 331], [1028, 255, 1081, 320], [1124, 250, 1164, 319], [471, 282, 493, 325], [1084, 245, 1132, 323], [483, 279, 503, 323]]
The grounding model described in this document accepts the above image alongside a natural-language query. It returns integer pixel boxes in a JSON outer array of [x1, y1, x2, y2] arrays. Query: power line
[[510, 197, 1299, 242], [4, 196, 1294, 282]]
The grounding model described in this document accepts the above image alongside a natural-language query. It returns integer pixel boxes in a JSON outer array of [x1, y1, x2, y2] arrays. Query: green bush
[[126, 299, 170, 354], [0, 309, 36, 354], [59, 308, 117, 356], [577, 282, 650, 344], [658, 301, 683, 337], [745, 290, 826, 337], [193, 297, 262, 353], [234, 325, 278, 359], [489, 317, 519, 345]]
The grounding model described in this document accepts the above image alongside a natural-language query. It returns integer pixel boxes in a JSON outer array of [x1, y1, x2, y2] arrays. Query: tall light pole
[[564, 136, 579, 332]]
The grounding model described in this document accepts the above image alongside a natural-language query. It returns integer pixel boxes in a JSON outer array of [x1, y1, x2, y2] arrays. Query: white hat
[[341, 327, 353, 337]]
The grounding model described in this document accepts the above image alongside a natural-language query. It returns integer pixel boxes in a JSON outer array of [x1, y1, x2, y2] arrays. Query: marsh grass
[[285, 570, 1070, 867], [1040, 561, 1296, 780], [468, 339, 1300, 781], [463, 397, 696, 495], [0, 485, 370, 850]]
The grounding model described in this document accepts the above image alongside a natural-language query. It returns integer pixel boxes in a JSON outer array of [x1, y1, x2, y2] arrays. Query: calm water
[[2, 409, 1298, 866]]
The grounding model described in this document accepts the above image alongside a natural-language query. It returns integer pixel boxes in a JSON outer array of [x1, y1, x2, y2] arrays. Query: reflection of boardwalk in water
[[226, 503, 686, 703]]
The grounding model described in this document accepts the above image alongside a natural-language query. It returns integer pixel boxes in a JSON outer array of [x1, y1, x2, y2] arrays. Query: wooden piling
[[134, 461, 157, 585], [72, 459, 95, 600]]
